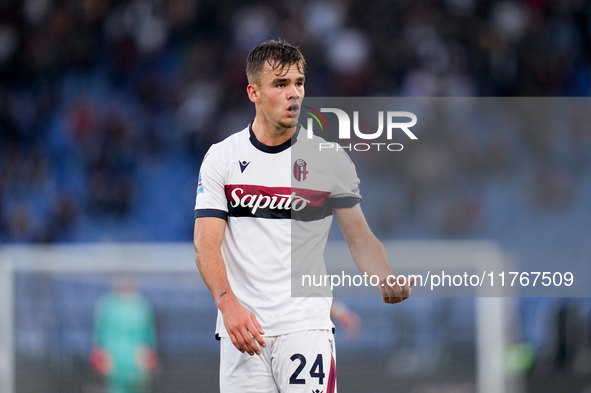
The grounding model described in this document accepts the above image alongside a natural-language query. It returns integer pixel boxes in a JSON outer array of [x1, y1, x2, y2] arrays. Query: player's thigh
[[220, 337, 278, 393], [273, 330, 337, 393]]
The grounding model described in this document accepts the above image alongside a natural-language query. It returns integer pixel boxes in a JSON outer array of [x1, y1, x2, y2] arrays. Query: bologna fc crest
[[293, 159, 308, 182]]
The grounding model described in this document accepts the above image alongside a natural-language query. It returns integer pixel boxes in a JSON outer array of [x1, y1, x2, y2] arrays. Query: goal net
[[0, 241, 518, 393]]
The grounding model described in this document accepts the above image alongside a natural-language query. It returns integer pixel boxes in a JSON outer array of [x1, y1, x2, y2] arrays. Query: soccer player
[[92, 275, 158, 393], [194, 39, 413, 393]]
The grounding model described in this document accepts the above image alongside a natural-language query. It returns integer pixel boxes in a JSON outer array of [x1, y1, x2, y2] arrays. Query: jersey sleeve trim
[[330, 196, 362, 209], [194, 209, 228, 220]]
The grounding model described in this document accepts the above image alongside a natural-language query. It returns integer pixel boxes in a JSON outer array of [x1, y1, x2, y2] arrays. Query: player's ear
[[247, 84, 260, 103]]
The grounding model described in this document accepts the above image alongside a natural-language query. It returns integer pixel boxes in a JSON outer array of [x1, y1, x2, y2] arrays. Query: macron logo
[[239, 160, 250, 173]]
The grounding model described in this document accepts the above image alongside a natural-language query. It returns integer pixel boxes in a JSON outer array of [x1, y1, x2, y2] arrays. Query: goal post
[[0, 254, 15, 393]]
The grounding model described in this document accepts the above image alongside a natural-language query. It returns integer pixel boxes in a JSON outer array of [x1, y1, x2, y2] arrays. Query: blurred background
[[1, 0, 591, 392]]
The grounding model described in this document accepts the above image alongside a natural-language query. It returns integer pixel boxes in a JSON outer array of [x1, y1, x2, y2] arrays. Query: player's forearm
[[194, 217, 239, 309], [348, 232, 395, 280], [195, 238, 237, 309]]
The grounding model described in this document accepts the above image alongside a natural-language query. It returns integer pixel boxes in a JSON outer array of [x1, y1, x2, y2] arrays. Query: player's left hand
[[379, 274, 415, 304]]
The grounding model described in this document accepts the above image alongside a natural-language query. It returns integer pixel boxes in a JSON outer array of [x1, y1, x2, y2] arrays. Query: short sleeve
[[194, 145, 228, 220], [330, 149, 362, 208]]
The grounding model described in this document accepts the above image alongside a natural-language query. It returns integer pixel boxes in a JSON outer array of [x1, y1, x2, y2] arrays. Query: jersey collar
[[249, 123, 300, 154]]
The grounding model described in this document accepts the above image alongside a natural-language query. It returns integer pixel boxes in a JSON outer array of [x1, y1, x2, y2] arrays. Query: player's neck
[[251, 117, 296, 147]]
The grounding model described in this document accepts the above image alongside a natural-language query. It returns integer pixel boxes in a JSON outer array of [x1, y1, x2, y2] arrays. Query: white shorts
[[220, 329, 337, 393]]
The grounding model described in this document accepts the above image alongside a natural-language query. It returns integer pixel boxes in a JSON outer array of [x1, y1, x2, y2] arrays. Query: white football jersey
[[195, 124, 361, 337]]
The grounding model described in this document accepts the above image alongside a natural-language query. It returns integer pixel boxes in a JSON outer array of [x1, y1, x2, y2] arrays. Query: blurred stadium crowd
[[1, 0, 591, 243]]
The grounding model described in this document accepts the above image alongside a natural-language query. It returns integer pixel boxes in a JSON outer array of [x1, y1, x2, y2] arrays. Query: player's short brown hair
[[246, 39, 306, 86]]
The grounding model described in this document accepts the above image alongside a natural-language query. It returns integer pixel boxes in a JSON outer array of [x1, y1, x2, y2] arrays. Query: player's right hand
[[90, 347, 113, 375], [379, 274, 416, 304], [220, 298, 266, 356]]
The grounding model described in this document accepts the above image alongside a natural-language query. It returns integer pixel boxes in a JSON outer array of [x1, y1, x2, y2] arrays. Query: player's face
[[251, 61, 305, 130]]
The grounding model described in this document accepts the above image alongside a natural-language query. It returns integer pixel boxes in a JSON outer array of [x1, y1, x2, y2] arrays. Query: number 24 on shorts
[[289, 353, 325, 385]]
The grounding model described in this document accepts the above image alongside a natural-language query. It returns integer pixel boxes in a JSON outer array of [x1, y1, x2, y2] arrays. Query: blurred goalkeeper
[[92, 275, 158, 393]]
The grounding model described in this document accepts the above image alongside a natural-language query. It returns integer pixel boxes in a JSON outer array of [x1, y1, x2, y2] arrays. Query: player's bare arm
[[194, 217, 266, 355], [334, 204, 415, 303]]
